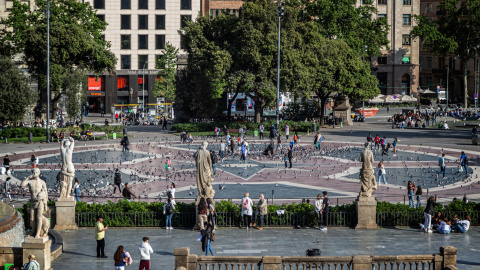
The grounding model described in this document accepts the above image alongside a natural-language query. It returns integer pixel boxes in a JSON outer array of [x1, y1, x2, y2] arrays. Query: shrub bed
[[172, 120, 315, 133]]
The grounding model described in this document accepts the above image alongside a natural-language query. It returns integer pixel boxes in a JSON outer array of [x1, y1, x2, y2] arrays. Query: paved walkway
[[51, 227, 480, 270]]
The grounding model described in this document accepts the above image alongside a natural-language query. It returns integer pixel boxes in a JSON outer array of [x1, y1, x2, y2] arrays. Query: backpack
[[464, 156, 469, 165], [242, 198, 250, 210], [165, 202, 174, 215]]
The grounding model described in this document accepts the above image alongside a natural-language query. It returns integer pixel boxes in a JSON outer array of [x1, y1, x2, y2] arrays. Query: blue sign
[[437, 89, 441, 93], [475, 94, 478, 99], [393, 95, 397, 99]]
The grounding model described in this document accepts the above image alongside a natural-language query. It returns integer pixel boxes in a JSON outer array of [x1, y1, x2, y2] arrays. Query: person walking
[[197, 198, 208, 230], [314, 194, 322, 228], [287, 145, 293, 168], [207, 198, 216, 230], [120, 136, 130, 152], [3, 155, 10, 174], [259, 124, 264, 140], [438, 153, 446, 179], [241, 192, 253, 229], [72, 178, 80, 202], [416, 186, 423, 208], [366, 133, 373, 150], [229, 138, 235, 154], [203, 222, 215, 256], [240, 143, 246, 162], [113, 169, 122, 195], [269, 139, 275, 156], [392, 138, 397, 156], [407, 181, 416, 208], [253, 194, 267, 230], [167, 183, 176, 199], [319, 191, 330, 231], [1, 177, 12, 202], [95, 216, 108, 258], [139, 237, 154, 270], [122, 183, 138, 201], [377, 161, 387, 185], [460, 151, 469, 175], [165, 157, 172, 172], [269, 125, 276, 139], [113, 246, 132, 270], [284, 153, 288, 168], [219, 140, 225, 162], [374, 135, 380, 151], [285, 124, 290, 140], [163, 196, 176, 229], [423, 196, 437, 233]]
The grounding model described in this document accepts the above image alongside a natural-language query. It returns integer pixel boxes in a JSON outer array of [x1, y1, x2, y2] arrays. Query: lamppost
[[332, 93, 338, 129], [46, 0, 51, 143], [362, 45, 368, 118], [276, 1, 284, 130], [142, 60, 149, 112], [417, 85, 421, 111], [446, 57, 456, 113], [475, 46, 479, 113]]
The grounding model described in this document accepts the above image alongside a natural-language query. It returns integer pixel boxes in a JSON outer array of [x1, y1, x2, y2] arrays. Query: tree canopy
[[154, 42, 179, 102]]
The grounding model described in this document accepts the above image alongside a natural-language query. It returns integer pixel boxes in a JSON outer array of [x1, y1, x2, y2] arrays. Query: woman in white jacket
[[241, 192, 253, 229], [314, 194, 322, 228]]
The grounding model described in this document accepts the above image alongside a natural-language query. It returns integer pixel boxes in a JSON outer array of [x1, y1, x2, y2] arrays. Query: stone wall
[[0, 215, 24, 247]]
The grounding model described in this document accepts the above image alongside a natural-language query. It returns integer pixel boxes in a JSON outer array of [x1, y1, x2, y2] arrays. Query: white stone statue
[[21, 168, 50, 238], [193, 141, 215, 199], [60, 137, 75, 199], [359, 142, 377, 197]]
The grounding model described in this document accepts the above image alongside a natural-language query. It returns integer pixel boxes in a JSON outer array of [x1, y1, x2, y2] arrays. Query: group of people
[[421, 196, 471, 234], [366, 133, 398, 156]]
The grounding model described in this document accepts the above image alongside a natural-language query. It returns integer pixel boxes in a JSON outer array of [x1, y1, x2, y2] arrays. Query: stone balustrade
[[174, 246, 458, 270]]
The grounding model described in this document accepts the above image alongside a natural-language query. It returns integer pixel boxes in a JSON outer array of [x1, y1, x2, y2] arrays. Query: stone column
[[441, 246, 458, 268], [174, 247, 190, 270], [22, 236, 52, 270], [353, 255, 372, 270], [355, 196, 378, 229], [54, 198, 77, 230], [263, 256, 282, 270]]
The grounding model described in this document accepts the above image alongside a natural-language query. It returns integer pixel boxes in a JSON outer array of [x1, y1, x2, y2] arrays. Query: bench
[[227, 129, 239, 134], [89, 132, 107, 140]]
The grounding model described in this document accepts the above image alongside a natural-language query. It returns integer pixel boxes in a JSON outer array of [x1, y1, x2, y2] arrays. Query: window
[[94, 0, 105, 9], [377, 73, 388, 95], [181, 15, 192, 28], [138, 74, 148, 91], [156, 55, 164, 69], [181, 0, 192, 10], [403, 0, 411, 5], [138, 55, 149, 69], [139, 15, 148, 29], [427, 3, 433, 12], [96, 14, 105, 22], [378, 14, 387, 21], [378, 0, 387, 4], [362, 0, 371, 4], [121, 0, 130, 9], [427, 77, 432, 87], [156, 0, 165, 9], [155, 35, 166, 50], [156, 15, 165, 29], [138, 35, 148, 49], [121, 15, 131, 29], [139, 0, 148, 9], [402, 14, 411, 26], [449, 58, 456, 70], [121, 55, 131, 69], [427, 57, 432, 68], [402, 56, 411, 64], [402, 34, 411, 45], [117, 76, 129, 91], [121, 35, 131, 50], [378, 57, 387, 65]]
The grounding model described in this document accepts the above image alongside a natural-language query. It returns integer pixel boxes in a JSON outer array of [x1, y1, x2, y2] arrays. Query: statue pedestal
[[54, 198, 77, 230], [22, 236, 52, 270], [355, 196, 378, 230]]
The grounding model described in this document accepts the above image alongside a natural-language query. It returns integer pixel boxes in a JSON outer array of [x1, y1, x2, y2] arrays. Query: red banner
[[117, 76, 127, 89], [88, 77, 102, 91]]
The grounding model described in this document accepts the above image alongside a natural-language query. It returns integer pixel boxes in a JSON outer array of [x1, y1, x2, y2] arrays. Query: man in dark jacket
[[120, 135, 130, 152], [113, 169, 122, 194], [123, 183, 138, 201], [3, 155, 10, 173], [287, 145, 293, 168]]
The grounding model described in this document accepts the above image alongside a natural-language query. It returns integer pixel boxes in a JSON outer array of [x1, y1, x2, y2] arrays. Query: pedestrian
[[293, 133, 298, 144], [139, 237, 154, 270], [438, 153, 446, 179], [167, 182, 176, 199], [269, 124, 275, 139], [95, 215, 108, 258], [381, 136, 387, 152], [366, 133, 373, 150], [319, 191, 329, 231], [416, 186, 423, 208], [317, 133, 322, 150], [122, 183, 138, 201], [113, 245, 132, 270], [259, 124, 264, 140], [287, 145, 293, 168], [241, 192, 253, 229], [453, 216, 471, 233], [120, 135, 130, 152], [3, 155, 10, 173], [392, 137, 397, 156], [459, 151, 469, 175], [163, 196, 176, 229], [219, 140, 225, 162], [206, 198, 216, 229], [197, 197, 208, 230], [314, 194, 322, 228], [202, 222, 215, 256], [252, 194, 267, 230], [163, 118, 168, 130], [277, 132, 282, 149], [30, 155, 38, 167], [269, 139, 274, 156], [284, 152, 288, 168], [165, 157, 171, 171], [374, 135, 380, 151], [113, 169, 122, 194], [1, 177, 12, 202], [229, 138, 235, 154], [240, 143, 246, 162], [285, 124, 289, 139], [115, 112, 119, 122], [377, 161, 387, 184], [23, 255, 40, 270], [407, 181, 415, 208], [72, 178, 80, 202]]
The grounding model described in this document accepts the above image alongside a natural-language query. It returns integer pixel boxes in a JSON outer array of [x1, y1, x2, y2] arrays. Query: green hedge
[[0, 125, 124, 139], [172, 120, 315, 133]]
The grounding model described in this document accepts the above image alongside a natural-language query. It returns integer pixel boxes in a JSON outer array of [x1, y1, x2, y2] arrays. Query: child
[[314, 194, 322, 228], [284, 153, 288, 168]]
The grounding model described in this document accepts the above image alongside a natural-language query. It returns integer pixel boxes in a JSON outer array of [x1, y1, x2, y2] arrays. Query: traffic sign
[[475, 93, 478, 99], [393, 95, 397, 99], [437, 85, 440, 89], [437, 88, 441, 93]]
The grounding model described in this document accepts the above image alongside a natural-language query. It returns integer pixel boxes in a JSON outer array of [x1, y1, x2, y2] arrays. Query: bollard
[[28, 133, 33, 143]]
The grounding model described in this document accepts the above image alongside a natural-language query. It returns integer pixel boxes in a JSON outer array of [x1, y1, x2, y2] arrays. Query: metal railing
[[376, 211, 480, 227]]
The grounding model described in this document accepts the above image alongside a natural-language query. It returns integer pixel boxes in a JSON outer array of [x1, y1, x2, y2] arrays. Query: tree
[[0, 58, 36, 124], [0, 0, 116, 118], [410, 0, 480, 106], [297, 0, 390, 57], [63, 70, 87, 121], [298, 23, 380, 125], [153, 42, 179, 102]]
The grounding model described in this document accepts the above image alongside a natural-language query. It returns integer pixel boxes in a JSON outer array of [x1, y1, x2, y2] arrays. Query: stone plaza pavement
[[51, 227, 480, 270]]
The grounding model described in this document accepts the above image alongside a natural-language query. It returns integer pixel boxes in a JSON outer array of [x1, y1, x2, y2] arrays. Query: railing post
[[434, 254, 443, 270], [187, 254, 198, 270], [353, 255, 372, 270], [441, 246, 457, 269], [263, 256, 282, 270], [174, 247, 190, 270]]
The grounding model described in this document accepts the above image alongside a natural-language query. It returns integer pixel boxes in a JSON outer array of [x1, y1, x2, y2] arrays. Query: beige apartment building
[[357, 0, 420, 97]]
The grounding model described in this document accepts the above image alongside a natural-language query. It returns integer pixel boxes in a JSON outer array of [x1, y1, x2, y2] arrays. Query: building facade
[[357, 0, 420, 97]]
